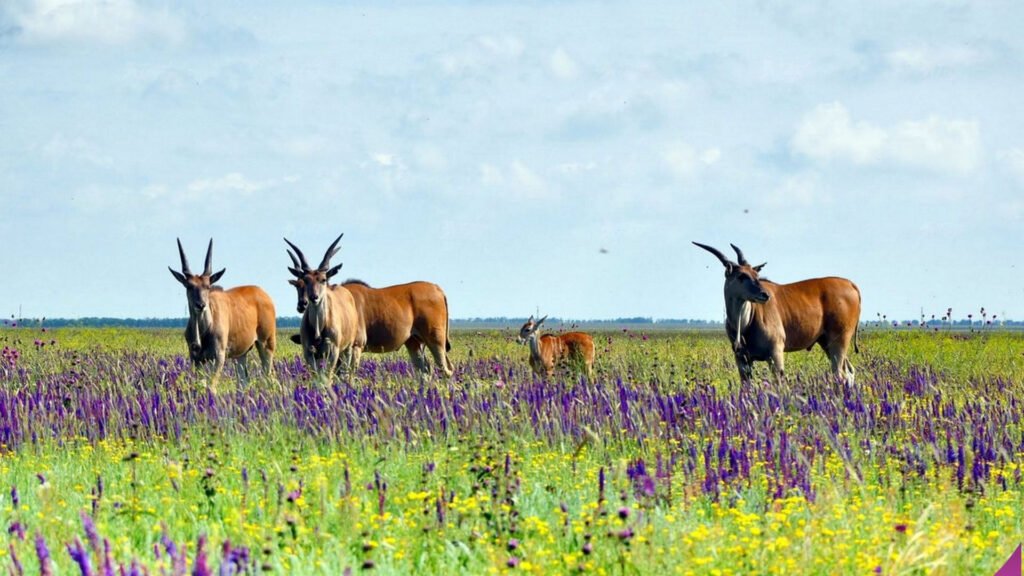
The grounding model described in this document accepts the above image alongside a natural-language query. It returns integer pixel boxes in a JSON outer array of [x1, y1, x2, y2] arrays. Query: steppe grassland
[[0, 325, 1022, 574]]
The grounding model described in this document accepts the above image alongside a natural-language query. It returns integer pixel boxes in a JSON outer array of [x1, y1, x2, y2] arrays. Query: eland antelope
[[517, 315, 595, 380], [168, 238, 276, 386], [693, 242, 861, 384], [285, 250, 454, 379], [284, 234, 360, 383]]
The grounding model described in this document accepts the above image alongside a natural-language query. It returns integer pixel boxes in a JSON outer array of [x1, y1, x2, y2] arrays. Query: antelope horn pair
[[175, 238, 215, 276], [691, 242, 750, 267], [283, 233, 344, 275]]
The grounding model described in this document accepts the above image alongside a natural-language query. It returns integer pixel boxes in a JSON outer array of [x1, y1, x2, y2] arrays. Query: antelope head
[[283, 234, 344, 309], [693, 242, 769, 304], [169, 238, 225, 315], [516, 315, 547, 344], [286, 249, 309, 315]]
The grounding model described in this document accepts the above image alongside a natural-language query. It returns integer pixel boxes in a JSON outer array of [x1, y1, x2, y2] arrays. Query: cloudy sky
[[1, 0, 1022, 322]]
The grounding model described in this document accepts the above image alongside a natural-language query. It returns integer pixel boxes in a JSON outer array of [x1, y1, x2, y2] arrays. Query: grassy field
[[0, 325, 1022, 574]]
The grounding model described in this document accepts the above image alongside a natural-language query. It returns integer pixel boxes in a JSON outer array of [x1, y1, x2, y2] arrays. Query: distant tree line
[[3, 316, 1021, 329], [7, 316, 725, 329], [3, 317, 304, 329]]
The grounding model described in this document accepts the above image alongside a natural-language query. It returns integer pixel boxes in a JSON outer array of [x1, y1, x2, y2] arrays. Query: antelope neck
[[306, 296, 329, 341], [725, 295, 754, 350], [527, 331, 544, 359], [189, 304, 213, 347]]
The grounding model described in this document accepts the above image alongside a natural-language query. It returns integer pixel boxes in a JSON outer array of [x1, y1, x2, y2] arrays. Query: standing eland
[[168, 238, 276, 387], [517, 315, 595, 380], [693, 242, 861, 384], [284, 234, 360, 384], [285, 246, 454, 379]]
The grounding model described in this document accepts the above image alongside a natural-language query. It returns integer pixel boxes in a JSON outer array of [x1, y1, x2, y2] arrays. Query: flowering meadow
[[0, 325, 1022, 574]]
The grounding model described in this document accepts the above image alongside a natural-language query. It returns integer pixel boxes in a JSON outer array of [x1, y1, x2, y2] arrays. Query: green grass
[[0, 326, 1022, 574]]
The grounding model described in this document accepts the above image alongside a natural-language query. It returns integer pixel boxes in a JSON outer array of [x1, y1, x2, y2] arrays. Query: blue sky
[[1, 0, 1022, 321]]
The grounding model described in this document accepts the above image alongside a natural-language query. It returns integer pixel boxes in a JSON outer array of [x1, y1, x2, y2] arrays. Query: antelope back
[[210, 285, 276, 358]]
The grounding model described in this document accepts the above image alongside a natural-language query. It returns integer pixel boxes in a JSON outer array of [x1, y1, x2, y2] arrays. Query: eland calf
[[693, 242, 861, 384], [517, 315, 595, 380], [168, 239, 276, 386]]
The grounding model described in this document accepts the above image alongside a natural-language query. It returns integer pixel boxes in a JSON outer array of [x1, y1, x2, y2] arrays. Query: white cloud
[[412, 146, 447, 172], [792, 103, 885, 164], [886, 45, 987, 75], [700, 148, 721, 165], [479, 163, 503, 186], [549, 47, 579, 80], [664, 142, 721, 179], [185, 173, 299, 196], [478, 160, 549, 199], [439, 35, 524, 75], [889, 117, 981, 175], [768, 173, 823, 206], [10, 0, 184, 45], [39, 133, 112, 167], [510, 160, 546, 196], [367, 154, 408, 194], [558, 161, 596, 174], [373, 154, 396, 168], [792, 102, 980, 175], [271, 135, 329, 158], [478, 35, 524, 59], [999, 148, 1024, 185]]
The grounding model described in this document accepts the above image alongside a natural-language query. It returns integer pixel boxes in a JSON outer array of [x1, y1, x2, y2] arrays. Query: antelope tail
[[444, 294, 452, 352], [854, 285, 862, 354]]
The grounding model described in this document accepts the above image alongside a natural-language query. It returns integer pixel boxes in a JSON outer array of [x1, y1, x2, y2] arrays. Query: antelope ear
[[536, 315, 548, 327], [288, 267, 304, 279], [326, 263, 343, 279], [209, 268, 226, 284], [288, 279, 301, 288], [169, 267, 187, 285], [753, 262, 766, 272]]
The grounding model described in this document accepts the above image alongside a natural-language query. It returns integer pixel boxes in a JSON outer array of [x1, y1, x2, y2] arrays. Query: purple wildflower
[[34, 533, 54, 576], [220, 539, 250, 575], [435, 492, 446, 527], [66, 537, 94, 576], [9, 543, 23, 576], [194, 534, 211, 576], [81, 512, 101, 554], [102, 539, 115, 576]]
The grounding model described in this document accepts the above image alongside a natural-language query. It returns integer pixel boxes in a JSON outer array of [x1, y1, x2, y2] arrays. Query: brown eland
[[285, 249, 454, 379], [517, 315, 595, 380], [693, 242, 861, 384], [168, 238, 276, 387], [284, 234, 360, 384]]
